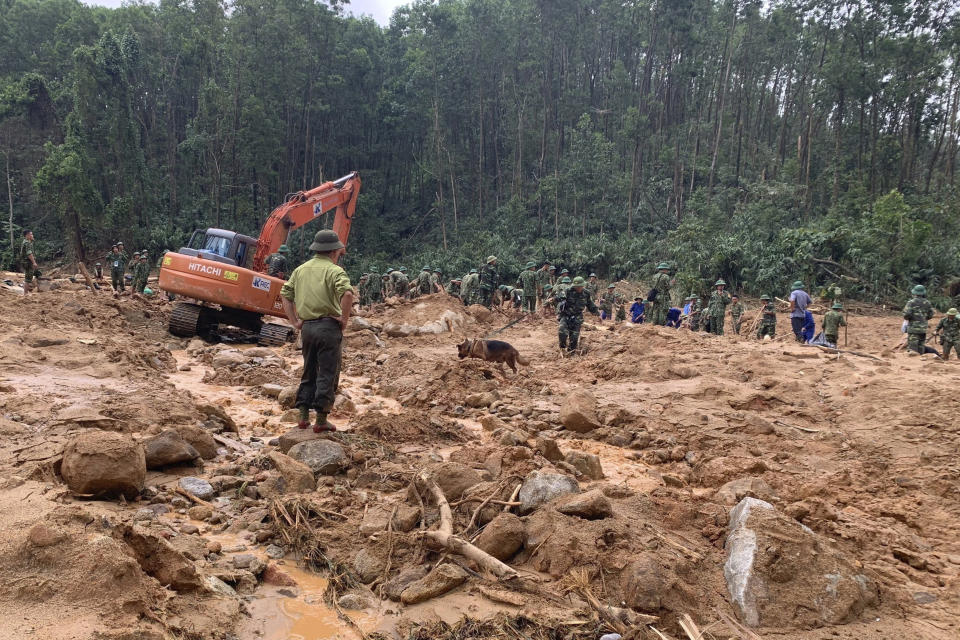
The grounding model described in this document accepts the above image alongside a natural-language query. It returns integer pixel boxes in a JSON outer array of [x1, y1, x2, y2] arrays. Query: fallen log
[[415, 472, 519, 581], [811, 344, 881, 361]]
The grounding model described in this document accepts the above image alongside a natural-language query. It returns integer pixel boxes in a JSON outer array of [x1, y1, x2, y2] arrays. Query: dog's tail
[[516, 353, 530, 366]]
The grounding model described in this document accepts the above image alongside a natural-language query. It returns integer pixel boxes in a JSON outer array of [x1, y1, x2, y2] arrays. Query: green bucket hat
[[486, 255, 497, 263], [912, 284, 926, 296], [561, 276, 572, 284], [760, 294, 771, 300], [792, 280, 804, 290], [589, 273, 597, 278], [572, 276, 586, 286], [308, 230, 345, 252], [470, 268, 478, 274], [548, 265, 556, 272], [715, 279, 726, 286], [525, 261, 536, 268], [832, 302, 843, 309], [544, 284, 553, 291], [607, 284, 616, 289], [948, 308, 958, 316], [560, 268, 569, 275], [422, 266, 431, 271], [656, 262, 670, 270], [278, 244, 290, 254]]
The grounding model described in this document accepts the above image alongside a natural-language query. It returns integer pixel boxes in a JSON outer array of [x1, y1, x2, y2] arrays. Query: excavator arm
[[252, 171, 361, 272]]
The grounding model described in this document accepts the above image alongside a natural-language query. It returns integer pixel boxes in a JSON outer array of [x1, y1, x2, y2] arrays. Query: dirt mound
[[353, 409, 469, 443]]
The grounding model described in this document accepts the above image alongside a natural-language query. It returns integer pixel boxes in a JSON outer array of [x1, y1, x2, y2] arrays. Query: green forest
[[2, 0, 960, 304]]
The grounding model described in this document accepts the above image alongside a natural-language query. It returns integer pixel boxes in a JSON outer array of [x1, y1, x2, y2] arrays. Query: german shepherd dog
[[457, 338, 530, 373]]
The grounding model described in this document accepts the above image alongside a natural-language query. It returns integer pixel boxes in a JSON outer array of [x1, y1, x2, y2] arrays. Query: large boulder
[[384, 565, 431, 601], [267, 451, 316, 493], [724, 497, 878, 628], [518, 470, 579, 514], [556, 489, 612, 519], [475, 513, 526, 561], [173, 424, 218, 459], [277, 428, 323, 454], [534, 437, 564, 463], [61, 431, 145, 498], [352, 548, 386, 583], [428, 462, 483, 500], [559, 389, 601, 433], [621, 553, 665, 613], [400, 564, 468, 604], [288, 439, 347, 475], [114, 525, 203, 591], [143, 430, 200, 469], [564, 451, 604, 480], [278, 385, 298, 409], [178, 477, 215, 501]]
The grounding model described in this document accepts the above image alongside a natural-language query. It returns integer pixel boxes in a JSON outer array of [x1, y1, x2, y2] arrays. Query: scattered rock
[[556, 489, 612, 519], [715, 477, 775, 506], [265, 544, 285, 559], [23, 330, 70, 348], [384, 564, 431, 601], [262, 563, 296, 586], [352, 547, 386, 583], [207, 575, 238, 597], [212, 349, 246, 368], [338, 593, 372, 610], [178, 477, 215, 501], [621, 553, 665, 613], [465, 391, 499, 408], [187, 505, 213, 521], [400, 563, 468, 604], [428, 462, 483, 500], [560, 389, 601, 433], [535, 437, 564, 462], [475, 513, 526, 561], [518, 470, 580, 514], [288, 439, 347, 475], [262, 383, 284, 397], [114, 524, 203, 591], [143, 429, 200, 469], [173, 424, 218, 459], [197, 403, 238, 432], [206, 540, 222, 554], [393, 504, 421, 532], [267, 451, 316, 493], [27, 524, 66, 548], [564, 451, 604, 480], [61, 431, 145, 499], [724, 497, 878, 628], [278, 385, 298, 409], [359, 505, 394, 537], [180, 523, 200, 535], [743, 414, 776, 435], [277, 428, 323, 453]]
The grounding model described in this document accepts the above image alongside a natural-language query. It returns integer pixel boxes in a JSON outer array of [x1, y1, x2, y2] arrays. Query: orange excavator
[[158, 171, 361, 345]]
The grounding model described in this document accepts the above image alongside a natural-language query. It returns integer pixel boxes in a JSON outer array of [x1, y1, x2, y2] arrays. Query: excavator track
[[169, 302, 205, 338], [259, 323, 293, 346]]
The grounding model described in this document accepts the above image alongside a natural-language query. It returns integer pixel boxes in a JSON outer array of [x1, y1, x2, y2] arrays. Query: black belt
[[303, 317, 340, 325]]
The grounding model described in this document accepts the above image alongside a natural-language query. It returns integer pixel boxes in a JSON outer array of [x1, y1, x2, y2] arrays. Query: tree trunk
[[4, 151, 12, 252]]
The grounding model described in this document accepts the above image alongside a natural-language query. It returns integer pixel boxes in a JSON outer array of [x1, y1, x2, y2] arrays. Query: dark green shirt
[[822, 310, 846, 336]]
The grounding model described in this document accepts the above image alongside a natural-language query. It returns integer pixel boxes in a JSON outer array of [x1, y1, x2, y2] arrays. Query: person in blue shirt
[[630, 296, 645, 323], [666, 306, 682, 328], [801, 309, 816, 343]]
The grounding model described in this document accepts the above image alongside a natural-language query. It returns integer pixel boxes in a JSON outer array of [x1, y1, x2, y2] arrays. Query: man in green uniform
[[129, 251, 140, 274], [445, 278, 462, 297], [357, 273, 369, 305], [431, 269, 443, 293], [413, 266, 433, 297], [936, 308, 960, 360], [479, 256, 499, 308], [555, 275, 572, 300], [20, 230, 39, 294], [903, 284, 935, 354], [460, 268, 479, 305], [599, 284, 616, 320], [383, 269, 394, 298], [266, 245, 291, 279], [648, 262, 672, 326], [517, 261, 538, 313], [757, 294, 777, 340], [548, 265, 557, 286], [535, 262, 552, 310], [689, 296, 702, 331], [556, 276, 599, 352], [822, 301, 847, 347], [133, 252, 150, 293], [394, 267, 410, 298], [585, 273, 600, 300], [542, 284, 555, 313], [105, 244, 128, 293], [614, 294, 626, 322], [708, 279, 732, 335], [280, 230, 353, 434], [730, 295, 745, 334], [367, 266, 383, 304]]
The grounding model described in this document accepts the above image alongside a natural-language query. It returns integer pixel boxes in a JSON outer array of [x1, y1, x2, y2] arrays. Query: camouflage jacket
[[708, 290, 731, 316], [585, 282, 599, 299], [936, 316, 960, 342], [902, 296, 934, 333], [416, 272, 433, 295], [134, 261, 150, 281], [105, 252, 128, 271], [822, 310, 846, 336], [479, 263, 499, 291], [266, 253, 289, 278], [367, 273, 382, 295], [761, 302, 777, 326], [20, 239, 34, 266], [536, 269, 551, 293], [650, 272, 671, 305], [730, 302, 745, 320], [558, 287, 599, 318], [599, 291, 616, 312], [518, 269, 538, 294], [445, 281, 461, 296]]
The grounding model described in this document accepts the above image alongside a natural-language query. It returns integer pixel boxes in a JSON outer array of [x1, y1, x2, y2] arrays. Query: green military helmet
[[278, 244, 290, 254], [400, 267, 407, 272], [760, 293, 772, 300], [498, 284, 507, 291], [422, 266, 431, 271], [470, 268, 478, 274], [95, 262, 101, 266], [117, 241, 124, 246], [948, 308, 958, 316], [434, 268, 442, 273], [133, 251, 140, 256], [369, 266, 378, 272], [544, 284, 553, 291], [912, 284, 927, 296], [715, 279, 726, 286], [140, 252, 148, 258], [589, 272, 597, 278], [560, 268, 570, 275], [548, 265, 556, 272], [656, 262, 670, 270], [453, 278, 462, 283], [607, 284, 616, 289], [386, 268, 394, 274], [832, 302, 843, 309], [571, 276, 586, 287], [525, 261, 535, 268], [792, 280, 804, 290], [309, 229, 344, 252], [561, 276, 572, 284], [486, 255, 497, 264]]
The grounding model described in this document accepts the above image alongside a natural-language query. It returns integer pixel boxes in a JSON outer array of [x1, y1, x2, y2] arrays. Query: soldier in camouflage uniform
[[585, 273, 600, 300], [129, 251, 140, 274], [357, 274, 369, 305], [648, 262, 672, 326], [555, 275, 572, 300], [20, 230, 39, 294], [757, 294, 777, 339], [367, 266, 383, 303], [935, 307, 960, 360], [446, 278, 462, 297], [556, 276, 600, 352], [689, 296, 702, 331], [431, 269, 443, 293], [412, 266, 433, 298], [903, 284, 934, 354], [517, 261, 538, 313], [615, 294, 626, 322], [536, 262, 552, 310], [393, 267, 410, 298], [730, 295, 745, 334], [479, 256, 499, 308], [383, 269, 394, 298], [266, 245, 291, 278], [599, 284, 616, 320], [541, 284, 555, 313], [105, 244, 128, 293], [134, 253, 150, 293], [822, 301, 846, 346], [708, 279, 732, 335], [461, 268, 479, 305]]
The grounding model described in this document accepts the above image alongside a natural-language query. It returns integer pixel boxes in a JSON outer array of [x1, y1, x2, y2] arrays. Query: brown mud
[[1, 281, 958, 640]]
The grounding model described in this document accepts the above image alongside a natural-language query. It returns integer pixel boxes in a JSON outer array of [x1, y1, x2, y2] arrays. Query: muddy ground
[[0, 275, 958, 640]]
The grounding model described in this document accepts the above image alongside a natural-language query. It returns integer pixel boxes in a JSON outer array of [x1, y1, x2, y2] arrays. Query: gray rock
[[207, 575, 237, 597], [352, 547, 385, 584], [428, 462, 483, 500], [261, 383, 285, 397], [556, 489, 612, 519], [518, 470, 580, 514], [178, 477, 215, 501], [134, 508, 156, 522], [534, 437, 564, 462], [724, 497, 879, 628], [564, 451, 604, 480], [384, 564, 430, 601], [559, 389, 601, 433], [288, 439, 347, 475], [265, 544, 285, 559], [475, 513, 526, 561], [232, 553, 257, 569], [144, 430, 201, 469], [278, 385, 298, 409], [400, 564, 468, 604], [338, 593, 372, 610], [715, 477, 775, 506], [212, 349, 245, 368], [267, 450, 316, 493]]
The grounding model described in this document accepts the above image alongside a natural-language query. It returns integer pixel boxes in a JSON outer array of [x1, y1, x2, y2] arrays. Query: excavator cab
[[179, 228, 257, 270]]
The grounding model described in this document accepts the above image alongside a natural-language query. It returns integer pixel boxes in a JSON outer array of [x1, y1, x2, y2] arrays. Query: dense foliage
[[2, 0, 960, 305]]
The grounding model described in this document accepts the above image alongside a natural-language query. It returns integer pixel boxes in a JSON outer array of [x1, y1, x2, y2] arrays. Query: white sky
[[81, 0, 407, 25]]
